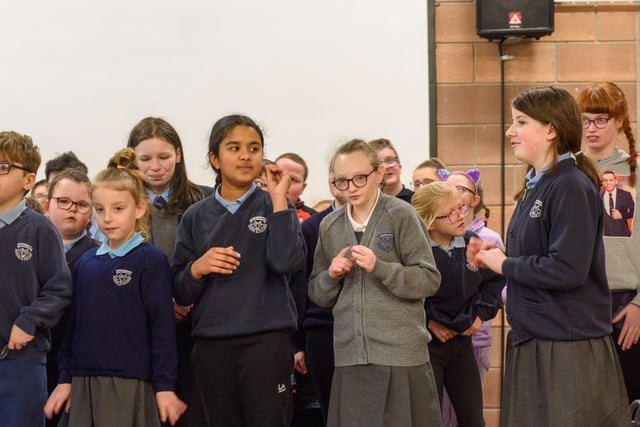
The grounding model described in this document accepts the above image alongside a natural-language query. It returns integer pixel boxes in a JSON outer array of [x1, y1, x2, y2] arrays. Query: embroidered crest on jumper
[[377, 233, 394, 253], [529, 200, 543, 218], [248, 216, 267, 233], [113, 269, 133, 287], [15, 243, 33, 261]]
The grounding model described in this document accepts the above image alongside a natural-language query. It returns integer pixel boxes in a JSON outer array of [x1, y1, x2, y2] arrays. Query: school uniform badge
[[248, 216, 267, 233], [15, 242, 33, 261], [529, 200, 543, 218], [377, 233, 394, 252], [113, 269, 133, 287]]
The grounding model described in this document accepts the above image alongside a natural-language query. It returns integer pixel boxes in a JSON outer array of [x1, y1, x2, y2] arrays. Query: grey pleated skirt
[[58, 376, 161, 427], [501, 335, 629, 427], [328, 363, 442, 427]]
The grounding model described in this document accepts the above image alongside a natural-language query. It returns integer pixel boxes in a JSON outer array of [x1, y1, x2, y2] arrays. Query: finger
[[337, 246, 352, 258]]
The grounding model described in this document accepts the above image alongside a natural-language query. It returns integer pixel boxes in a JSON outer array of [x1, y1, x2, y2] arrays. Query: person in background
[[293, 171, 348, 426], [577, 81, 640, 402], [368, 138, 413, 203], [31, 178, 48, 209], [0, 131, 72, 427], [412, 158, 447, 191], [126, 116, 212, 426], [45, 148, 186, 426], [433, 168, 504, 427], [43, 168, 99, 427], [44, 151, 89, 183], [309, 139, 442, 426], [276, 152, 317, 222], [413, 180, 504, 427], [472, 86, 629, 426], [172, 114, 305, 427]]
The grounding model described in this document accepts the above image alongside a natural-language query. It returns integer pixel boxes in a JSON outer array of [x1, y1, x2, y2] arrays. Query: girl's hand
[[328, 246, 355, 278], [350, 245, 376, 273], [294, 351, 307, 374], [467, 237, 498, 269], [156, 391, 187, 426], [173, 300, 193, 321], [461, 316, 482, 336], [8, 324, 34, 351], [612, 303, 640, 351], [428, 319, 458, 343], [264, 164, 291, 207], [190, 246, 241, 280], [475, 247, 506, 275], [44, 383, 72, 419]]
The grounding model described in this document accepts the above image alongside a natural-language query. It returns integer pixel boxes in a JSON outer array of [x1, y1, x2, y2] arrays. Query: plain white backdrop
[[1, 0, 430, 204]]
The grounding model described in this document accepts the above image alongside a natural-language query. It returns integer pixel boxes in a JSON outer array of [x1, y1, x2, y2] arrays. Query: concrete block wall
[[434, 2, 639, 426]]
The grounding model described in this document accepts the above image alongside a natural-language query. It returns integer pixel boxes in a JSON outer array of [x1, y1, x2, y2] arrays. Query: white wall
[[1, 0, 430, 205]]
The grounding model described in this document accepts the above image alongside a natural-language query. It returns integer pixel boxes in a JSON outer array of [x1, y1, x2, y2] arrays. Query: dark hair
[[92, 148, 150, 241], [208, 115, 264, 187], [45, 151, 88, 182], [576, 82, 637, 186], [31, 179, 48, 196], [512, 87, 601, 199], [127, 117, 205, 215], [275, 152, 309, 181], [47, 168, 91, 199]]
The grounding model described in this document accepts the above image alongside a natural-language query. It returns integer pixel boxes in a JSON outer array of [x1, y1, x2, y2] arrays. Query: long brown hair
[[576, 82, 637, 186], [512, 87, 601, 200], [127, 117, 206, 215]]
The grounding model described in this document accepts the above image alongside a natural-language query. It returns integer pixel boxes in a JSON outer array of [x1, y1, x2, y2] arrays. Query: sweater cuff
[[14, 315, 36, 336]]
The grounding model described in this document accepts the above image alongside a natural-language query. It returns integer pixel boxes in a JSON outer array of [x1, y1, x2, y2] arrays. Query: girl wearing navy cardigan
[[172, 114, 306, 427], [45, 148, 186, 426], [412, 181, 504, 427], [473, 86, 629, 426]]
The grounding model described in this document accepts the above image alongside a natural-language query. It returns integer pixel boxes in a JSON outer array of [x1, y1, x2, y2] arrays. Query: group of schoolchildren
[[1, 81, 639, 427]]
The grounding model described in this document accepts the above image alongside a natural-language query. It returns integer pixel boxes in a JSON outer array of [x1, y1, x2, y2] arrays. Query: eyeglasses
[[0, 162, 31, 175], [51, 197, 92, 214], [434, 204, 469, 224], [33, 194, 48, 202], [455, 185, 476, 195], [412, 179, 434, 190], [582, 117, 612, 129], [381, 157, 399, 167], [332, 170, 376, 191], [254, 180, 266, 189]]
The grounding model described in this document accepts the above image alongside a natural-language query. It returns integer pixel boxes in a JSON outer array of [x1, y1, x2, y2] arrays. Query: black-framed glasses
[[51, 197, 92, 214], [412, 178, 434, 190], [434, 204, 469, 224], [332, 170, 376, 191], [582, 116, 612, 129], [0, 162, 31, 175], [455, 185, 476, 195], [381, 157, 399, 167]]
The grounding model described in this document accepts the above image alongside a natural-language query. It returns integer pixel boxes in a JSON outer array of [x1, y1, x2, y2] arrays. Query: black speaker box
[[476, 0, 554, 40]]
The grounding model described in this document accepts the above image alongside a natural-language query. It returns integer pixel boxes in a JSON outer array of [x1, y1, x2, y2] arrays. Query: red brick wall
[[434, 2, 639, 425]]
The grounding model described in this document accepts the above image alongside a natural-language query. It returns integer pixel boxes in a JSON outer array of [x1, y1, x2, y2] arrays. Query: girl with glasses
[[308, 139, 442, 426], [577, 82, 640, 403], [472, 86, 629, 426], [412, 181, 505, 427]]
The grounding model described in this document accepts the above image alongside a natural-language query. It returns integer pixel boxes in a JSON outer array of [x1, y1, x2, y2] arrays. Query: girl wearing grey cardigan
[[308, 139, 442, 427]]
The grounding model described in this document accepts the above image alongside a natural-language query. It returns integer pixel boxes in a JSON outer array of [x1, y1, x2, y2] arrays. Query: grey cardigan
[[308, 192, 441, 367]]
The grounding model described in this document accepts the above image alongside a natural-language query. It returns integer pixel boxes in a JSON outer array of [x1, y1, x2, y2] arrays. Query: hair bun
[[108, 147, 138, 170]]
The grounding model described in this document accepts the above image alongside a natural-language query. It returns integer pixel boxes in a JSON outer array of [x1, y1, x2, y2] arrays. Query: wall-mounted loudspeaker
[[476, 0, 554, 41]]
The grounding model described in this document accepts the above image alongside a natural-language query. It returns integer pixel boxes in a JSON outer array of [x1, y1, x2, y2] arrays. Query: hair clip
[[437, 168, 480, 183], [437, 168, 450, 181]]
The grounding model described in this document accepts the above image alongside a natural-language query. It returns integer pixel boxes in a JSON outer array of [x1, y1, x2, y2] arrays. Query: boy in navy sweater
[[0, 131, 73, 426]]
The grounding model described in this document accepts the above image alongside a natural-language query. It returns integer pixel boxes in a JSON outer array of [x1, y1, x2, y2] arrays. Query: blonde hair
[[92, 148, 150, 241], [411, 181, 457, 229]]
